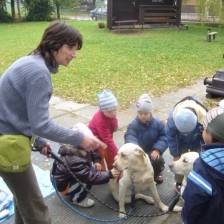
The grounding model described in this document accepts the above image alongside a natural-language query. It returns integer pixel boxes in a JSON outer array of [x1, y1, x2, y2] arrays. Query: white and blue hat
[[174, 108, 197, 133], [98, 89, 118, 111]]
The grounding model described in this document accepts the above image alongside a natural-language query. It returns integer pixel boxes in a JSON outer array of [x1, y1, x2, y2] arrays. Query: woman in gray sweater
[[0, 21, 104, 224]]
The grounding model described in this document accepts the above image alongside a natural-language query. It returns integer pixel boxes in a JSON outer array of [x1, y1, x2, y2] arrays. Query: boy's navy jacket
[[124, 117, 167, 155], [53, 145, 113, 192], [182, 144, 224, 224], [165, 96, 207, 157]]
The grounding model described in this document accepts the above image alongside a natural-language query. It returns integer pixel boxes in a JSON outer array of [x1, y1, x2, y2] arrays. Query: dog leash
[[130, 185, 135, 209], [50, 150, 179, 217], [51, 158, 130, 214], [33, 147, 180, 220], [51, 158, 129, 222], [168, 191, 181, 212]]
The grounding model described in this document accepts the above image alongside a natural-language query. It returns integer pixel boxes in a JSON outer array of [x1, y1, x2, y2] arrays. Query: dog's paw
[[172, 205, 182, 212], [135, 193, 154, 204], [143, 196, 154, 204], [160, 205, 169, 213]]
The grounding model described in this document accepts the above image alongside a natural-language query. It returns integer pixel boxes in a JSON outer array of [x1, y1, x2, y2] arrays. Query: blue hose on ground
[[48, 150, 130, 222], [52, 175, 129, 223]]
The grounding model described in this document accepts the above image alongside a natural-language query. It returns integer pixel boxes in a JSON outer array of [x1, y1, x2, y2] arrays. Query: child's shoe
[[72, 197, 95, 208], [154, 173, 163, 184]]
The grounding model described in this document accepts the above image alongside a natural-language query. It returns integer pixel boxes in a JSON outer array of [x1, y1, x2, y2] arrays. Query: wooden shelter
[[107, 0, 182, 30]]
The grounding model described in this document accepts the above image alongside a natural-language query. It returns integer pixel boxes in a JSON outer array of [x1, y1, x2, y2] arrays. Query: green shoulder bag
[[0, 135, 31, 173]]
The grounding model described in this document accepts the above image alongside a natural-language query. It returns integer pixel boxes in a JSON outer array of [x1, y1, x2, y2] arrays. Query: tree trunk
[[16, 0, 21, 19], [56, 3, 60, 19], [11, 0, 16, 21]]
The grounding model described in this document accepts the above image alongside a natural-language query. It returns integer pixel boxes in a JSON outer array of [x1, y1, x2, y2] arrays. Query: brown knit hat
[[203, 107, 224, 143]]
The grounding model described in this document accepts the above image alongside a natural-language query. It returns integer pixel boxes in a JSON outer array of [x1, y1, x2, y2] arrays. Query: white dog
[[219, 99, 224, 108], [169, 151, 199, 195], [109, 143, 181, 217]]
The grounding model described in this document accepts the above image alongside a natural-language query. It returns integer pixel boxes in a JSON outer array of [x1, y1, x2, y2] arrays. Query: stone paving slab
[[52, 101, 89, 112], [49, 107, 68, 119], [74, 105, 99, 120], [52, 113, 90, 129]]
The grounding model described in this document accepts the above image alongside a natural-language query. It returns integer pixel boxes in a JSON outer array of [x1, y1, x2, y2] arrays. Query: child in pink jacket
[[89, 89, 118, 170]]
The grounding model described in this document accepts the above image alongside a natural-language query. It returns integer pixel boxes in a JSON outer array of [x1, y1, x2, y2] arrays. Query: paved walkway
[[35, 79, 206, 223]]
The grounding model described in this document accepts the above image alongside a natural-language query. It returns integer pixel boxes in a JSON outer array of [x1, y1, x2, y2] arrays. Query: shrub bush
[[98, 22, 105, 28]]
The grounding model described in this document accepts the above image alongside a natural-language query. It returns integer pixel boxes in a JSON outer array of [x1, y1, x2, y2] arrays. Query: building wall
[[182, 0, 197, 13], [107, 0, 182, 29]]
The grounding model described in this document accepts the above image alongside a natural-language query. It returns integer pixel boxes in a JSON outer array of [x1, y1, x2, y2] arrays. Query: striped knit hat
[[97, 89, 118, 111], [203, 107, 224, 143]]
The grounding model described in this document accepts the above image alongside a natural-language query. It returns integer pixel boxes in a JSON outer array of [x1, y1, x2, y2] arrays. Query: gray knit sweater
[[0, 54, 83, 146]]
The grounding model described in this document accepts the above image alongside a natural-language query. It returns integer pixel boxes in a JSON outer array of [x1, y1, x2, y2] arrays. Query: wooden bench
[[207, 32, 218, 42], [143, 16, 176, 23], [139, 5, 177, 28], [115, 20, 138, 30]]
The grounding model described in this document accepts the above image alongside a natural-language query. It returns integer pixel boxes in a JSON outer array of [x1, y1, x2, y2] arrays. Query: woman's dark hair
[[31, 21, 83, 67]]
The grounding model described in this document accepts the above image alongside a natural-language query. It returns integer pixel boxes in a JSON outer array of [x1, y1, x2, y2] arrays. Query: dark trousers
[[151, 156, 165, 175], [66, 179, 92, 203], [0, 164, 51, 224]]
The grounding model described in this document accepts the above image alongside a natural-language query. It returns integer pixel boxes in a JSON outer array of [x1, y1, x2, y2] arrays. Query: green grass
[[0, 21, 223, 109]]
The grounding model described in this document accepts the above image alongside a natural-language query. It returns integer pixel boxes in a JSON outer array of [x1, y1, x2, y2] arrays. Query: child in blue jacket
[[165, 96, 207, 191], [124, 93, 167, 184], [182, 107, 224, 224]]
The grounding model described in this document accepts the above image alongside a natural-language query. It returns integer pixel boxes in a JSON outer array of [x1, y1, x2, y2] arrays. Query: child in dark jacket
[[51, 124, 120, 208], [124, 93, 167, 184], [182, 107, 224, 224]]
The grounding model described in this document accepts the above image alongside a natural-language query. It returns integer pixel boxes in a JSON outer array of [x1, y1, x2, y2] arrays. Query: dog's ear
[[134, 147, 144, 156], [183, 156, 188, 163], [120, 152, 127, 158], [134, 147, 149, 167]]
